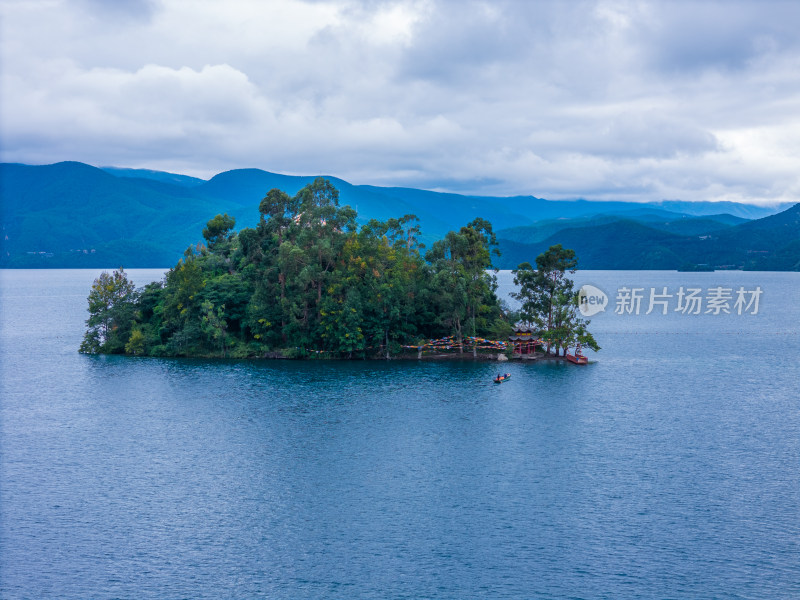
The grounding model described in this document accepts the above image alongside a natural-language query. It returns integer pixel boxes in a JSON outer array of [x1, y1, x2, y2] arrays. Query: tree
[[201, 300, 229, 356], [426, 234, 469, 352], [547, 287, 601, 356], [79, 267, 138, 354], [294, 177, 340, 211], [125, 328, 146, 355], [333, 220, 425, 358], [79, 182, 517, 360], [258, 188, 297, 246], [162, 257, 205, 334], [461, 218, 500, 355], [426, 219, 500, 354], [202, 213, 236, 248], [512, 244, 584, 355]]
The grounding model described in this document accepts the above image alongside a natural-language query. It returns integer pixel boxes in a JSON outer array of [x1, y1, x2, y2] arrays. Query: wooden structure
[[565, 353, 588, 364], [565, 342, 588, 364], [509, 324, 541, 355]]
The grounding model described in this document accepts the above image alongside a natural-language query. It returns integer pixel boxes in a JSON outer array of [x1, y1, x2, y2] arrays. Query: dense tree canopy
[[512, 244, 599, 356], [79, 267, 138, 354], [80, 179, 510, 359]]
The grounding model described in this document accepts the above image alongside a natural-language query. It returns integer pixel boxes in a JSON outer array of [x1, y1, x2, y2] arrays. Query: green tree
[[512, 244, 599, 357], [426, 218, 499, 354], [461, 218, 500, 355], [161, 257, 205, 352], [79, 267, 138, 354], [201, 300, 229, 356], [327, 219, 425, 358], [427, 234, 469, 352], [202, 213, 236, 248], [259, 188, 298, 246], [79, 182, 516, 360], [125, 328, 146, 355]]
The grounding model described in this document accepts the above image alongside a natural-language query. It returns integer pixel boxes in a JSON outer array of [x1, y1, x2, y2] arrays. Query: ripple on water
[[1, 269, 799, 599]]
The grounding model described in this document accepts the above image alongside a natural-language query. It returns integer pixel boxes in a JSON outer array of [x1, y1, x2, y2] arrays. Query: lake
[[1, 269, 798, 599]]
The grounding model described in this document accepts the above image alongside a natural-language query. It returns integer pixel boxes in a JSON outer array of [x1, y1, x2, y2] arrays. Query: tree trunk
[[385, 330, 390, 360], [279, 272, 287, 341], [471, 304, 476, 337]]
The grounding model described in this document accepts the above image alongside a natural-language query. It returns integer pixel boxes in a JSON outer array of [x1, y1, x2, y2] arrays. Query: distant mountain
[[100, 167, 206, 188], [495, 204, 800, 270], [358, 186, 537, 235], [498, 220, 688, 270], [1, 161, 795, 269], [1, 162, 226, 267], [498, 213, 748, 245], [0, 162, 450, 266], [493, 197, 782, 222], [712, 201, 800, 270], [654, 200, 780, 220], [194, 169, 454, 237]]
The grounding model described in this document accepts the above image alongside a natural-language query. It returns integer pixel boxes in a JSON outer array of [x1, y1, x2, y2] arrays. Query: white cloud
[[2, 0, 800, 205]]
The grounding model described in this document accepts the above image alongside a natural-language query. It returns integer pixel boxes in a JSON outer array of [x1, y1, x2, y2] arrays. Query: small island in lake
[[80, 179, 598, 361]]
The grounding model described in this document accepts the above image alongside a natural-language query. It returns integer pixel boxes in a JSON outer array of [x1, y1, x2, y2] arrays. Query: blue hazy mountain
[[1, 161, 795, 269], [100, 166, 206, 188], [495, 203, 800, 270], [497, 213, 749, 246], [2, 162, 224, 267]]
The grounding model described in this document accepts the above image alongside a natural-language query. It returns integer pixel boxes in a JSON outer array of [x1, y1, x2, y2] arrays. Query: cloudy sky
[[2, 0, 800, 204]]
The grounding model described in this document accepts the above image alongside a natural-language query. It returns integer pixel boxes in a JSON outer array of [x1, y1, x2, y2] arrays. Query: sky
[[2, 0, 800, 205]]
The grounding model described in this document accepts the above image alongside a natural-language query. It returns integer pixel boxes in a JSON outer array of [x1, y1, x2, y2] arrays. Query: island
[[79, 179, 599, 361]]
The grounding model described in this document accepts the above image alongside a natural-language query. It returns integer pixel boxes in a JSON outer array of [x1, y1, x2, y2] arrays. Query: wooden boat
[[493, 373, 511, 383], [565, 343, 589, 365], [565, 353, 588, 365]]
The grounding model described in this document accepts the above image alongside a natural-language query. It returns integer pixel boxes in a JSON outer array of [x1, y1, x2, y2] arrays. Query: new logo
[[578, 284, 608, 317]]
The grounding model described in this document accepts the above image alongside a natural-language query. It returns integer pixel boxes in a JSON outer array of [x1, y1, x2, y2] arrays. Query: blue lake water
[[1, 269, 798, 599]]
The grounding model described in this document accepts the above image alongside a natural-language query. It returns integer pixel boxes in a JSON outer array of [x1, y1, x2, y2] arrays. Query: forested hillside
[[495, 203, 800, 270], [2, 161, 794, 269], [79, 179, 509, 359]]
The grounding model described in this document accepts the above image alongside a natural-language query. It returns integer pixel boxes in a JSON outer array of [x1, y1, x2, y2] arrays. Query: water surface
[[1, 269, 798, 598]]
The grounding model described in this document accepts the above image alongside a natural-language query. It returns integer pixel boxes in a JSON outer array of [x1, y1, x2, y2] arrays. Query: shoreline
[[88, 350, 591, 363], [399, 352, 588, 363]]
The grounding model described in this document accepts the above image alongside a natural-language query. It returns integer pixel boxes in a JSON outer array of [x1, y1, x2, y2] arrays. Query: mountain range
[[1, 161, 798, 270]]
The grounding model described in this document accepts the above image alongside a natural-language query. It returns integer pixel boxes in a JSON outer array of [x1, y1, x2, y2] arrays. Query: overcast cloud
[[2, 0, 800, 204]]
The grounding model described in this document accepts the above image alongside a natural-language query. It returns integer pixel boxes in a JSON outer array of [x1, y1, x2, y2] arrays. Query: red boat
[[565, 343, 589, 365], [565, 353, 588, 365]]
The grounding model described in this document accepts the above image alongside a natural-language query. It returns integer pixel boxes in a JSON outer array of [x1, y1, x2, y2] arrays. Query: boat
[[493, 373, 511, 383], [565, 343, 589, 365], [565, 353, 588, 365]]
